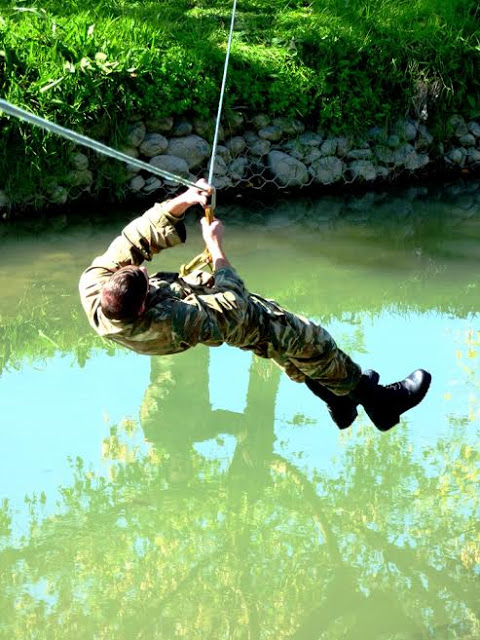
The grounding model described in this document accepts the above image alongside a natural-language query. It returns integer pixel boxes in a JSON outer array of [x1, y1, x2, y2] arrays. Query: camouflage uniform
[[79, 202, 362, 394]]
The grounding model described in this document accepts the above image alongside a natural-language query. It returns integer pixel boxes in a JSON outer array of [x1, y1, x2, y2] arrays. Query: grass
[[0, 0, 478, 206]]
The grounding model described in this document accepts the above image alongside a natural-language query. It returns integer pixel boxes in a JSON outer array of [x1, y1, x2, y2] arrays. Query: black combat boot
[[350, 369, 432, 431], [305, 370, 379, 430]]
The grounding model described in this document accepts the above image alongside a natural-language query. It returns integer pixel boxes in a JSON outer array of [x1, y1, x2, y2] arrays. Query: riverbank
[[1, 110, 479, 218], [0, 0, 479, 215]]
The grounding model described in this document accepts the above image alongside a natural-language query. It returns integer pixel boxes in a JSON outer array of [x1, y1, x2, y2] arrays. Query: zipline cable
[[207, 0, 237, 188], [180, 0, 238, 276], [0, 99, 207, 191], [0, 0, 238, 199]]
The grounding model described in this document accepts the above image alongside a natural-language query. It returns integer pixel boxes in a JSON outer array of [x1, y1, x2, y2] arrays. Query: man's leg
[[263, 305, 431, 431], [304, 371, 379, 429]]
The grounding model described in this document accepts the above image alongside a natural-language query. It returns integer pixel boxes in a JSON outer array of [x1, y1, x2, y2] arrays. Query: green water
[[0, 183, 479, 639]]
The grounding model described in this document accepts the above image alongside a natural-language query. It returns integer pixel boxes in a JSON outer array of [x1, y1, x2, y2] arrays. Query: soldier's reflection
[[139, 345, 281, 489]]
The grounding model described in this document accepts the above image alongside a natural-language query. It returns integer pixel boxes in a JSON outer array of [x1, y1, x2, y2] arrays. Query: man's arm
[[79, 179, 212, 331], [96, 179, 213, 271], [200, 217, 230, 271]]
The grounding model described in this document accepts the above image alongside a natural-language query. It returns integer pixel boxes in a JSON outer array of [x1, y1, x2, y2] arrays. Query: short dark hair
[[101, 265, 148, 320]]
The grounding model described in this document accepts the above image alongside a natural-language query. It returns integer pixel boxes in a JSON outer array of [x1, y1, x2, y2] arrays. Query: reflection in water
[[0, 181, 479, 638]]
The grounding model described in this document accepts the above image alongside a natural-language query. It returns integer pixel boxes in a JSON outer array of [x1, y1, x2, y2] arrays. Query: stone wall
[[1, 112, 480, 212]]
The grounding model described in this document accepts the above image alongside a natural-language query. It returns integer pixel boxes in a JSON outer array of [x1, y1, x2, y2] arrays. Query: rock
[[347, 148, 373, 161], [211, 175, 233, 190], [375, 145, 395, 164], [258, 125, 283, 142], [468, 121, 480, 138], [376, 166, 391, 180], [269, 117, 288, 135], [223, 110, 244, 136], [171, 121, 193, 137], [150, 154, 190, 183], [298, 132, 323, 147], [167, 135, 210, 169], [143, 176, 162, 194], [244, 131, 259, 144], [415, 125, 434, 152], [282, 139, 305, 160], [72, 152, 89, 170], [466, 149, 480, 166], [252, 114, 270, 129], [268, 150, 309, 186], [121, 146, 139, 159], [333, 136, 352, 157], [229, 157, 248, 181], [249, 138, 271, 157], [445, 148, 466, 167], [139, 133, 169, 157], [405, 152, 430, 172], [49, 186, 68, 205], [349, 160, 377, 182], [445, 149, 466, 167], [395, 119, 418, 141], [448, 114, 469, 137], [393, 144, 416, 167], [304, 148, 322, 165], [458, 133, 476, 147], [70, 169, 93, 187], [208, 155, 228, 176], [310, 156, 345, 184], [214, 145, 231, 163], [367, 126, 387, 143], [272, 117, 305, 136], [125, 150, 142, 175], [129, 175, 145, 192], [193, 117, 215, 140], [225, 136, 247, 156], [126, 121, 146, 147], [320, 139, 337, 156], [387, 134, 400, 149], [146, 116, 174, 133]]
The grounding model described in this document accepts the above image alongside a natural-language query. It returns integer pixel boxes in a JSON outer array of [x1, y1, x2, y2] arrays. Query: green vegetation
[[0, 0, 479, 204]]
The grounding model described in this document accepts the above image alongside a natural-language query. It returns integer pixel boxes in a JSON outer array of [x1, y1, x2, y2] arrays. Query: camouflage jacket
[[79, 202, 273, 357]]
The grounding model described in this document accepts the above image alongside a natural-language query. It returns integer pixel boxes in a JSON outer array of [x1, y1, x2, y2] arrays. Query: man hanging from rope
[[79, 179, 431, 432]]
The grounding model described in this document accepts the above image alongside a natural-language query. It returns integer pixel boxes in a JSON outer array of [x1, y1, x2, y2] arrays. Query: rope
[[207, 0, 238, 186], [0, 0, 237, 215], [0, 99, 207, 191], [181, 0, 238, 276]]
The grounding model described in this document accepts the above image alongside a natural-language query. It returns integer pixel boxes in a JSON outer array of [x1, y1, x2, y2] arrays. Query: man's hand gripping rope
[[180, 184, 218, 276]]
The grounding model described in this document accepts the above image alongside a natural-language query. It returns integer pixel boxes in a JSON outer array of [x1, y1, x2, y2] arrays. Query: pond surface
[[0, 181, 479, 639]]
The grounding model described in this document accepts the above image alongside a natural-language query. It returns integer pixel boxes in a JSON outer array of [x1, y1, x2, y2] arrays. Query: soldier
[[79, 179, 431, 432]]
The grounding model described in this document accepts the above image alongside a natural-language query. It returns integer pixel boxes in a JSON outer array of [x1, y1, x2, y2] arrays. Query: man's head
[[101, 265, 149, 320]]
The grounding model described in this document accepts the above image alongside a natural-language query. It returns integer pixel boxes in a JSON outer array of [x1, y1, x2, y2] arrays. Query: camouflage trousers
[[238, 295, 363, 395]]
